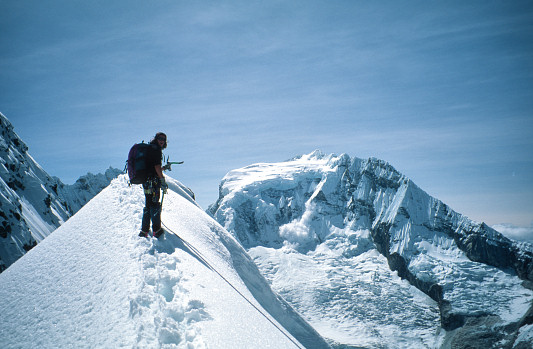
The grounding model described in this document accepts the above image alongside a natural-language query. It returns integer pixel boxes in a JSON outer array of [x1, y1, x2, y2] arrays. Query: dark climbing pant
[[141, 181, 161, 233]]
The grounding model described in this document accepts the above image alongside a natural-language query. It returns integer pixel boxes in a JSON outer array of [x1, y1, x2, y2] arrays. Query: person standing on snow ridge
[[139, 132, 169, 238]]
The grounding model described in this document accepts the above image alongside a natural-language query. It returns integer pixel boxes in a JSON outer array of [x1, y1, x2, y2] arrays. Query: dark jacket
[[145, 142, 163, 179]]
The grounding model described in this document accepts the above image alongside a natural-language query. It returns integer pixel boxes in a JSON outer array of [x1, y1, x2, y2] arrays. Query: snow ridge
[[0, 174, 328, 348]]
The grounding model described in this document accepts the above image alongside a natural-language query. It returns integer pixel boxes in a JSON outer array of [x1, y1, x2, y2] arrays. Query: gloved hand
[[160, 177, 168, 194]]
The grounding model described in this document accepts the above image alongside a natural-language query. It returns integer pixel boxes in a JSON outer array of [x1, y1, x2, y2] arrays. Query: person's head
[[152, 132, 167, 149]]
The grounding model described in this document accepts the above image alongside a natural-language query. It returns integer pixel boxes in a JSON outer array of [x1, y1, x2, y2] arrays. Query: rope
[[160, 221, 304, 349]]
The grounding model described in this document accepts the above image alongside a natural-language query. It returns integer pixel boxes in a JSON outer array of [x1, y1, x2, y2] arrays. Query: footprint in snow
[[130, 233, 208, 348]]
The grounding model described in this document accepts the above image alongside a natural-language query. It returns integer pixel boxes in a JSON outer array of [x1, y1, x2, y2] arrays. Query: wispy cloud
[[492, 223, 533, 244]]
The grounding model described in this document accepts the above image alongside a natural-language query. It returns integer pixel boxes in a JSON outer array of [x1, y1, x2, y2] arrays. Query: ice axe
[[160, 157, 183, 206], [162, 156, 184, 172]]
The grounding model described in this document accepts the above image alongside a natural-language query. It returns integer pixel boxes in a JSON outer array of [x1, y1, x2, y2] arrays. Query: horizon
[[1, 1, 532, 239]]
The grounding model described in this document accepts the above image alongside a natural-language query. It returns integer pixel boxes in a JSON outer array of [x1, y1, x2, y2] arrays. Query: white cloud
[[492, 223, 533, 244]]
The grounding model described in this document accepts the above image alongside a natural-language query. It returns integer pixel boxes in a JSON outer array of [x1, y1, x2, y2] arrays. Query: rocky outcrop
[[454, 223, 533, 282]]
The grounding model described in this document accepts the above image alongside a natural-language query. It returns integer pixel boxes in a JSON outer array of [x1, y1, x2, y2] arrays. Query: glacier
[[0, 174, 329, 348], [0, 112, 121, 272], [209, 151, 533, 348]]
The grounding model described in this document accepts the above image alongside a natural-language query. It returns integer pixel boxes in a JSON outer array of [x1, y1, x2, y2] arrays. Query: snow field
[[249, 236, 444, 349]]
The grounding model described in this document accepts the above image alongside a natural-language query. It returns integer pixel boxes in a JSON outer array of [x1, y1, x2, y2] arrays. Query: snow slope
[[0, 174, 328, 348], [209, 151, 533, 349]]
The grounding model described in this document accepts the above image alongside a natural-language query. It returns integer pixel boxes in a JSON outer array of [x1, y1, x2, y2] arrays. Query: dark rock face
[[454, 224, 533, 282], [446, 315, 515, 349]]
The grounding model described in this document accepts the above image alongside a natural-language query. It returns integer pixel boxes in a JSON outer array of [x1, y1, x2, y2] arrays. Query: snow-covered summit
[[0, 112, 121, 272], [0, 174, 328, 348], [209, 151, 533, 348]]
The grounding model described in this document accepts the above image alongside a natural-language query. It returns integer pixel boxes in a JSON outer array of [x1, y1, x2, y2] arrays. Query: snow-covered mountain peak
[[0, 174, 329, 348], [289, 149, 330, 161], [210, 151, 533, 348], [220, 151, 337, 197]]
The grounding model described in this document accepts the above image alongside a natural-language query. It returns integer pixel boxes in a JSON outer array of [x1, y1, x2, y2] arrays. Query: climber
[[138, 132, 168, 238]]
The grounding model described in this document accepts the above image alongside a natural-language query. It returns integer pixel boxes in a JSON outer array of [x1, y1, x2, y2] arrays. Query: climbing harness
[[143, 178, 166, 204], [160, 221, 304, 349], [143, 178, 158, 192]]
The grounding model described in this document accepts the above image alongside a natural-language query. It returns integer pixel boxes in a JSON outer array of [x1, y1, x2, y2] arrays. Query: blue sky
[[1, 1, 532, 233]]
